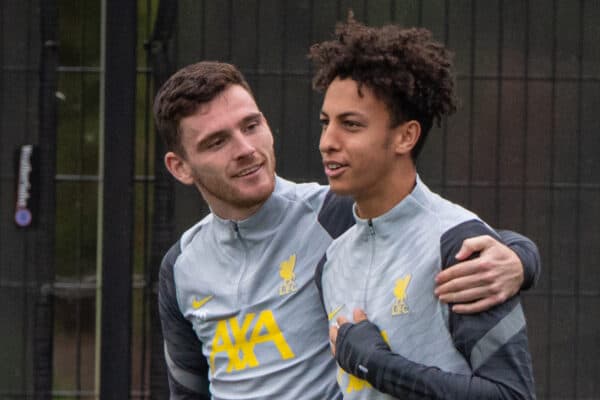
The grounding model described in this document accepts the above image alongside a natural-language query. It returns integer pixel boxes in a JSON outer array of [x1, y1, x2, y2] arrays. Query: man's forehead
[[200, 85, 258, 114], [323, 79, 382, 113], [182, 86, 260, 132]]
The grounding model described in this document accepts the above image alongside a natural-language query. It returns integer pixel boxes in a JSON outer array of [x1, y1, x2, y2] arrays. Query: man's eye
[[344, 120, 361, 129], [243, 120, 260, 133], [207, 137, 225, 148], [319, 119, 329, 127]]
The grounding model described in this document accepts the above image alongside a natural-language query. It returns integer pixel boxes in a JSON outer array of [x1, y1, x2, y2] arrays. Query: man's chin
[[327, 181, 352, 196], [235, 183, 274, 206]]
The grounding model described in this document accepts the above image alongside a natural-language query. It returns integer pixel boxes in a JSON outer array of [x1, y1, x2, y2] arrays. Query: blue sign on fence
[[15, 144, 37, 228]]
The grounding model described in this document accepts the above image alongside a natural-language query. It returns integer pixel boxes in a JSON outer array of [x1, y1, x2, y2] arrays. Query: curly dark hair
[[309, 17, 457, 158], [153, 61, 253, 156]]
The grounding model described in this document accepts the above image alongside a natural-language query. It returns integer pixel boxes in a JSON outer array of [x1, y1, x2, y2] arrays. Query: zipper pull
[[233, 222, 240, 237], [368, 219, 375, 236]]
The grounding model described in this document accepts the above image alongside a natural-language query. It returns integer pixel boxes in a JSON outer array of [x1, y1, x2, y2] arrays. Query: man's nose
[[319, 123, 339, 154], [233, 132, 256, 159]]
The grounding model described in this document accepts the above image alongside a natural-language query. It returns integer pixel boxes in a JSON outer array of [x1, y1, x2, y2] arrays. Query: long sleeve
[[336, 318, 534, 399], [334, 220, 536, 399], [498, 230, 541, 290], [159, 241, 211, 399]]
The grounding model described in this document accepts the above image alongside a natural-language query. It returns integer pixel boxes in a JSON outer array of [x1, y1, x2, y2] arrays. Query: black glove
[[335, 320, 391, 380]]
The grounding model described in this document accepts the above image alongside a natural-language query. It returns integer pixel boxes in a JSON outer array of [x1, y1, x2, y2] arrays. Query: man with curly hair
[[311, 18, 536, 399]]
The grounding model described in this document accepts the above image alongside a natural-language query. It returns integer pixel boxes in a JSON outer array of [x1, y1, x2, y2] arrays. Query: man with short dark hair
[[311, 18, 536, 399], [154, 61, 539, 399]]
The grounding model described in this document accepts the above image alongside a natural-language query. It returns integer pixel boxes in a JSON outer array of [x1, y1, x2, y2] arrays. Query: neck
[[211, 202, 265, 221], [198, 188, 270, 222], [355, 163, 417, 219]]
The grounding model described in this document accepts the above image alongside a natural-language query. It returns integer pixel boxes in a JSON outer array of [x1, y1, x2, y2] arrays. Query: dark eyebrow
[[241, 112, 262, 125], [320, 110, 365, 119], [337, 111, 365, 119]]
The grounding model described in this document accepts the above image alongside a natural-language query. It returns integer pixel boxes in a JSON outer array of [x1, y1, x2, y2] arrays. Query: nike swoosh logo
[[328, 304, 344, 321], [192, 295, 213, 310]]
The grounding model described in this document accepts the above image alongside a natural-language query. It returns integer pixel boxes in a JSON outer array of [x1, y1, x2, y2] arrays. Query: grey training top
[[159, 176, 540, 400], [317, 176, 536, 399], [159, 177, 346, 400]]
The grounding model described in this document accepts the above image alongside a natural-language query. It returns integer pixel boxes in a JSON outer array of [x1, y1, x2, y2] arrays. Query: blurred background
[[1, 0, 598, 399]]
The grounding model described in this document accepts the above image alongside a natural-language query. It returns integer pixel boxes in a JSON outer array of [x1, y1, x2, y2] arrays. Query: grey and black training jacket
[[159, 176, 540, 400], [316, 176, 536, 399]]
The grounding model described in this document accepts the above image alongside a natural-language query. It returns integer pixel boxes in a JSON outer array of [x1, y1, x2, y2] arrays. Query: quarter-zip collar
[[211, 176, 289, 243], [353, 175, 432, 240]]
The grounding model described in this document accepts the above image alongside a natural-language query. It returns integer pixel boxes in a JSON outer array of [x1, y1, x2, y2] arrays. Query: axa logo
[[209, 309, 295, 374], [392, 274, 411, 315], [279, 254, 297, 296]]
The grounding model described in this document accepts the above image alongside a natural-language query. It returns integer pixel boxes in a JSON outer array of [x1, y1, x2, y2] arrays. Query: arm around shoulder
[[497, 230, 541, 291]]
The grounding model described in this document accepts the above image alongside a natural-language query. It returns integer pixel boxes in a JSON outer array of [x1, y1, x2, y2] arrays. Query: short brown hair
[[309, 17, 457, 158], [153, 61, 253, 156]]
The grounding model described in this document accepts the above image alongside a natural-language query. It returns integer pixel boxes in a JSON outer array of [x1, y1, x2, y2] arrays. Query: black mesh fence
[[1, 1, 599, 399], [168, 1, 600, 399], [0, 0, 55, 399]]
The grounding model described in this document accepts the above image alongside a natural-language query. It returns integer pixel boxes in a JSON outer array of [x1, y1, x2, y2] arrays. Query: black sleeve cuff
[[335, 320, 390, 380]]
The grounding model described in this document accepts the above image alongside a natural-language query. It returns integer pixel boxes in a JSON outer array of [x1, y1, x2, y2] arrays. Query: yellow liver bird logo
[[279, 254, 297, 295], [279, 254, 296, 281], [392, 274, 411, 315], [394, 274, 411, 301]]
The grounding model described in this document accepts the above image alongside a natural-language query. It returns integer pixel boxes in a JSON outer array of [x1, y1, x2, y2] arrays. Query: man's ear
[[164, 151, 194, 185], [393, 120, 421, 155]]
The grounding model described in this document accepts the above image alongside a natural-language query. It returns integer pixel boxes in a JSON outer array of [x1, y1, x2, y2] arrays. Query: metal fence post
[[99, 0, 136, 398]]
